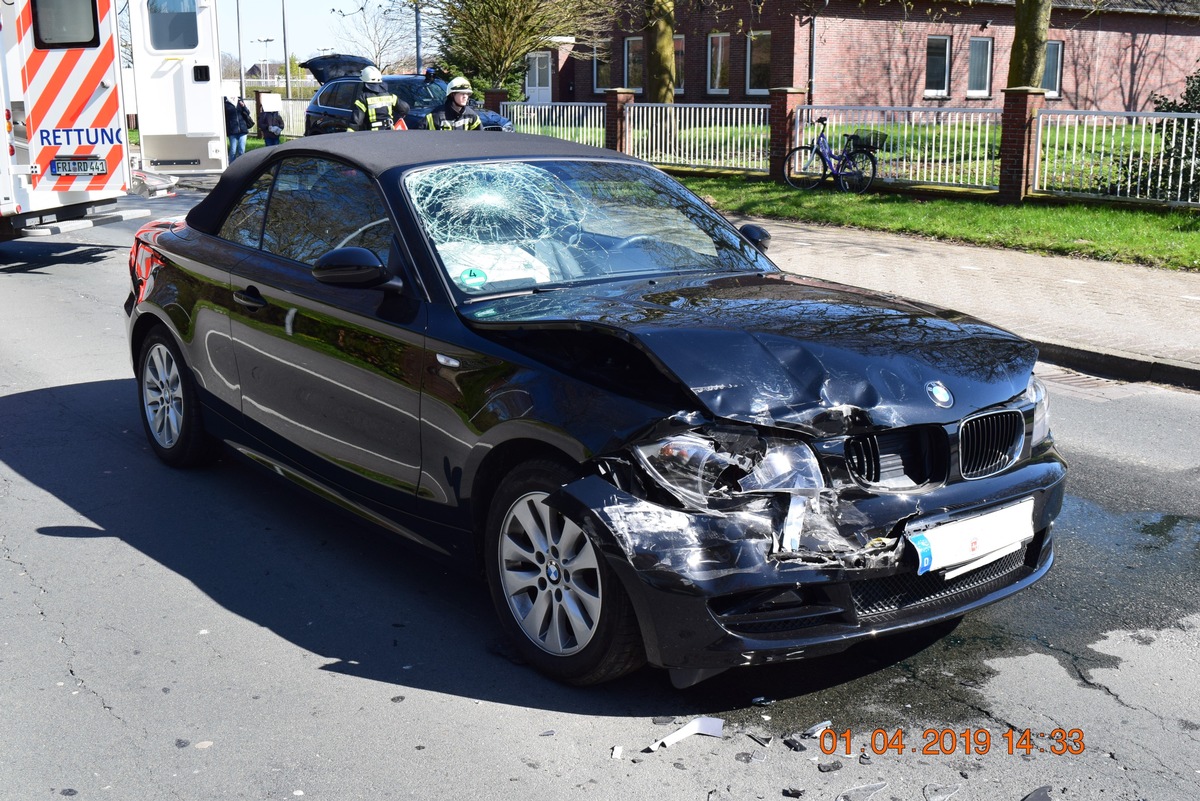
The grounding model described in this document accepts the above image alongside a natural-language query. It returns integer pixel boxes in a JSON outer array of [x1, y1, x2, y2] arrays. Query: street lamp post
[[255, 37, 275, 86], [281, 0, 292, 99]]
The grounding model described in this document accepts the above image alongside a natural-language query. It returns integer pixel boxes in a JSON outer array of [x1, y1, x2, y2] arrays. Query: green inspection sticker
[[460, 268, 487, 287]]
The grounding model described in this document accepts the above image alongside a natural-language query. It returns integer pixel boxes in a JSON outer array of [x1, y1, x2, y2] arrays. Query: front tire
[[838, 149, 878, 193], [784, 145, 826, 190], [137, 328, 216, 468], [485, 459, 644, 685]]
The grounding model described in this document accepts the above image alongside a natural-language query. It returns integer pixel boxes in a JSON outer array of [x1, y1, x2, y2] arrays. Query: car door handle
[[233, 288, 268, 311]]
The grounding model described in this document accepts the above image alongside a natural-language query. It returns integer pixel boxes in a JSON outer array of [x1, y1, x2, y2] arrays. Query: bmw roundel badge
[[926, 381, 954, 408]]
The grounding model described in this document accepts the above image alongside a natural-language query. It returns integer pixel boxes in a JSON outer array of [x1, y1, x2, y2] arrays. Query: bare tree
[[335, 2, 415, 72]]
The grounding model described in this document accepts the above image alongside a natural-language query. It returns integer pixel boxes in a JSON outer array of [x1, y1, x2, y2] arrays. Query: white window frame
[[1042, 40, 1063, 98], [625, 36, 644, 94], [707, 32, 730, 95], [593, 42, 611, 94], [674, 34, 685, 95], [746, 30, 771, 96], [967, 37, 992, 97], [925, 35, 951, 97]]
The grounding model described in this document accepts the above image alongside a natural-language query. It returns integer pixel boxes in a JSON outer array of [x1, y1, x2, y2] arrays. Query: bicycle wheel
[[784, 145, 826, 190], [837, 149, 878, 193]]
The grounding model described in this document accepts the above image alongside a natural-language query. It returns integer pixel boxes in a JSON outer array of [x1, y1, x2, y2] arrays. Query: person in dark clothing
[[258, 108, 285, 146], [425, 76, 481, 130], [351, 66, 410, 131], [224, 97, 253, 162]]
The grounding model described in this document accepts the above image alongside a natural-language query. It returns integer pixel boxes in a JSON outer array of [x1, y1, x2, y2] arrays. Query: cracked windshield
[[404, 160, 773, 296]]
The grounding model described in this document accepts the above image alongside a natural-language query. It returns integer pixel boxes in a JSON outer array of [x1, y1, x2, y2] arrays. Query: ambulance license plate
[[50, 158, 108, 176]]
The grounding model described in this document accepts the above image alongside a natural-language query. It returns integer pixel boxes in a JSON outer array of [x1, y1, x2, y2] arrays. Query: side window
[[147, 0, 199, 51], [261, 157, 394, 266], [218, 168, 276, 248], [30, 0, 99, 49], [321, 82, 357, 110]]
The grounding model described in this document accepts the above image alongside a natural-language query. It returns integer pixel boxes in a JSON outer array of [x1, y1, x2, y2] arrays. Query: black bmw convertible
[[125, 132, 1066, 687]]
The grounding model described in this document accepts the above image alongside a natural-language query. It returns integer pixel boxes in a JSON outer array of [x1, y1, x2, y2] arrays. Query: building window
[[593, 42, 611, 94], [708, 33, 730, 94], [674, 35, 685, 94], [1042, 40, 1063, 98], [925, 36, 950, 97], [967, 37, 992, 97], [746, 31, 771, 95], [623, 36, 682, 94], [625, 37, 644, 93]]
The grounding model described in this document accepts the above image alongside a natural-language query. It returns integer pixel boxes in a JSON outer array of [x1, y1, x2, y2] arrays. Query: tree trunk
[[1007, 0, 1053, 87], [645, 0, 675, 103]]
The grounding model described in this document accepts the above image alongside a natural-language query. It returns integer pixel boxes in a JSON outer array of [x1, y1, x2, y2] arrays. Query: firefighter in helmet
[[425, 76, 482, 130], [351, 66, 410, 131]]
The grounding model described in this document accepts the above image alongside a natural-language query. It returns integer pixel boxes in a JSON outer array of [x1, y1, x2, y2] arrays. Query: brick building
[[531, 0, 1200, 112]]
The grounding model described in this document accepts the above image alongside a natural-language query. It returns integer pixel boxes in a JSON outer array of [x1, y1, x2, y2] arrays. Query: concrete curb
[[1032, 339, 1200, 392]]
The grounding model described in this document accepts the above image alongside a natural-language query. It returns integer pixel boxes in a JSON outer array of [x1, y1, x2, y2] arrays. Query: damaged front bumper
[[549, 456, 1065, 686]]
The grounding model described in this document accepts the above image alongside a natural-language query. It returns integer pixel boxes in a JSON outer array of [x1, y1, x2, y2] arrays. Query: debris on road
[[646, 717, 725, 751], [611, 746, 623, 760], [923, 784, 961, 801], [836, 782, 887, 801], [802, 721, 832, 738], [817, 760, 842, 773]]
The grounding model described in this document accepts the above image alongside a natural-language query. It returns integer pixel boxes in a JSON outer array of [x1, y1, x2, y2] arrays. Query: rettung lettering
[[38, 127, 125, 147]]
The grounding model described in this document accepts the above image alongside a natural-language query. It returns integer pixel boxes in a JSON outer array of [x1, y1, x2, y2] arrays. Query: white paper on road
[[646, 716, 725, 750]]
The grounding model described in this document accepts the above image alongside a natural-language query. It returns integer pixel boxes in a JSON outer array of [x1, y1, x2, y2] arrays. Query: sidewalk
[[740, 217, 1200, 391]]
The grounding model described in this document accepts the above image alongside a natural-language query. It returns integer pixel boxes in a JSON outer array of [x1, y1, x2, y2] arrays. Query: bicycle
[[784, 116, 879, 193]]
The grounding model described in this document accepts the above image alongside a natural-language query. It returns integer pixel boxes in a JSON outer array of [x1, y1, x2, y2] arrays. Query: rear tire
[[485, 459, 645, 685], [784, 145, 826, 190], [838, 149, 878, 193], [136, 328, 216, 468]]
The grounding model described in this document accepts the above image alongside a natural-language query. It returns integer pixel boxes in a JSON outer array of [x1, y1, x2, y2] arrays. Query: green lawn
[[679, 175, 1200, 271]]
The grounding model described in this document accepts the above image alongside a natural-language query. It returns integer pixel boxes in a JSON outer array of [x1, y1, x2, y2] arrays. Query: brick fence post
[[605, 88, 635, 154], [768, 88, 807, 183], [998, 87, 1047, 203], [483, 88, 508, 114]]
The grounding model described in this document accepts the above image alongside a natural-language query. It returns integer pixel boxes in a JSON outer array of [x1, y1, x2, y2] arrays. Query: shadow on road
[[4, 378, 960, 717]]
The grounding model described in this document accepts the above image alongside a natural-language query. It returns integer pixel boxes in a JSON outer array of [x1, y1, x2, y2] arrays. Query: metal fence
[[797, 105, 1004, 189], [269, 99, 307, 137], [500, 102, 606, 148], [625, 103, 771, 172], [1036, 109, 1200, 206]]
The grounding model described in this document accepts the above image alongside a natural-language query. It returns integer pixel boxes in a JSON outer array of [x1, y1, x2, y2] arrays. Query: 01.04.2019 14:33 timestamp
[[818, 727, 1086, 757]]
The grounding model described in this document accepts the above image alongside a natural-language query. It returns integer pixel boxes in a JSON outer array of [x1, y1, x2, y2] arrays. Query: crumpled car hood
[[460, 272, 1036, 433]]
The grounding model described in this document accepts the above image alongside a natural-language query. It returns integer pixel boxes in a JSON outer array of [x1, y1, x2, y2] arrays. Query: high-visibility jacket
[[425, 102, 482, 131], [352, 82, 404, 131]]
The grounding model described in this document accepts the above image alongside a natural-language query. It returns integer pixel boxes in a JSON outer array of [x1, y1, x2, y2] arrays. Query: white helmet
[[447, 76, 472, 94], [361, 66, 383, 82]]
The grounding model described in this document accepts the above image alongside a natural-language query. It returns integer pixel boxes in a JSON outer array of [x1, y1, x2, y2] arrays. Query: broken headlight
[[633, 432, 824, 509], [1025, 376, 1051, 445]]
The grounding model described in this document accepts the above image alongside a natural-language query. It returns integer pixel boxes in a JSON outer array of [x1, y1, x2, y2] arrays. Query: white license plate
[[907, 498, 1035, 577], [51, 158, 107, 176]]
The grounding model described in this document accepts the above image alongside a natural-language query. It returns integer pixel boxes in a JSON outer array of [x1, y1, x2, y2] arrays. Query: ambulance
[[0, 0, 146, 240]]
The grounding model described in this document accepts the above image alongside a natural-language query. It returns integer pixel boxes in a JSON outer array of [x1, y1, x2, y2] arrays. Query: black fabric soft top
[[185, 132, 638, 236]]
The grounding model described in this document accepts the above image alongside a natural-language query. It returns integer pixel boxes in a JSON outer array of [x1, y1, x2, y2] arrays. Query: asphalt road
[[1, 197, 1197, 801]]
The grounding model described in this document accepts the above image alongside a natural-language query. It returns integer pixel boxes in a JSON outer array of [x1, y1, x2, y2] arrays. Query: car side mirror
[[312, 247, 395, 289], [740, 224, 772, 254]]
